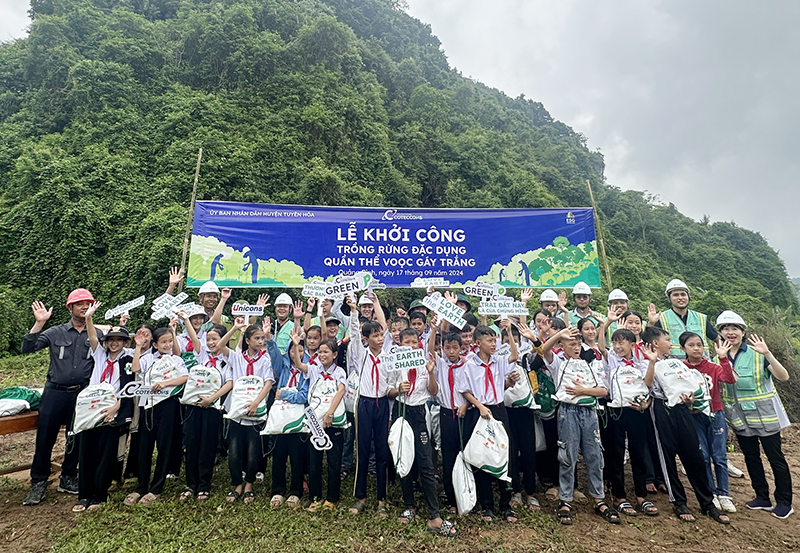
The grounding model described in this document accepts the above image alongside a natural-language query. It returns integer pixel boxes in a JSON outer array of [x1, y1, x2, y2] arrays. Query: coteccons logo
[[382, 209, 423, 221]]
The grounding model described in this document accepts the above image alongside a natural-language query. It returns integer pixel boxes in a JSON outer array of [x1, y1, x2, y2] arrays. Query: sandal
[[481, 509, 494, 523], [557, 501, 573, 525], [197, 492, 210, 502], [448, 505, 458, 515], [638, 500, 659, 516], [226, 490, 241, 503], [270, 494, 286, 507], [349, 499, 367, 514], [701, 505, 731, 525], [614, 500, 638, 517], [427, 519, 458, 538], [527, 496, 541, 510], [286, 495, 301, 510], [72, 499, 89, 513], [138, 493, 159, 505], [504, 509, 518, 523], [86, 501, 102, 511], [307, 500, 324, 513], [377, 504, 388, 518], [510, 492, 523, 509], [594, 501, 621, 524], [123, 492, 141, 506], [673, 504, 696, 523], [242, 491, 255, 504], [399, 508, 415, 524], [179, 490, 194, 502]]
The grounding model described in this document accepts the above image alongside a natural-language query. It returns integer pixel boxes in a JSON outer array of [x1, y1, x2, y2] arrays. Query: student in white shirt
[[457, 323, 519, 524]]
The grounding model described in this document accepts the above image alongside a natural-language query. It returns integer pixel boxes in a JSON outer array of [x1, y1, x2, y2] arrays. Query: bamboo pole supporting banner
[[586, 179, 612, 289], [178, 148, 203, 293]]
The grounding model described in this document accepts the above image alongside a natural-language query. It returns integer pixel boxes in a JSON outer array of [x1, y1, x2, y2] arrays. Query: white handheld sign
[[410, 277, 450, 288], [105, 295, 146, 320], [463, 282, 506, 300], [151, 292, 189, 320], [421, 292, 467, 329], [231, 304, 265, 317], [478, 296, 530, 316]]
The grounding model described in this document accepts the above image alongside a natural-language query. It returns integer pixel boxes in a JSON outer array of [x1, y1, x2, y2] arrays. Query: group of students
[[20, 272, 795, 531]]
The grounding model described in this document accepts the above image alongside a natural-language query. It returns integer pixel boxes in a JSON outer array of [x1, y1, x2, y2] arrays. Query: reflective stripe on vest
[[660, 309, 709, 358], [721, 348, 781, 433]]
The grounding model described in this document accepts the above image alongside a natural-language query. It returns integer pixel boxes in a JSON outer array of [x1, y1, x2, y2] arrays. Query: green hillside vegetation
[[0, 0, 798, 415]]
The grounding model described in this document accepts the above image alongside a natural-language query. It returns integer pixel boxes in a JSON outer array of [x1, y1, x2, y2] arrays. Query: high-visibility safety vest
[[275, 320, 294, 353], [720, 346, 784, 435], [660, 309, 710, 359]]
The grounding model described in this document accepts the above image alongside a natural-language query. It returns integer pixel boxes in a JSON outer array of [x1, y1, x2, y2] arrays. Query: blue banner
[[186, 202, 601, 288]]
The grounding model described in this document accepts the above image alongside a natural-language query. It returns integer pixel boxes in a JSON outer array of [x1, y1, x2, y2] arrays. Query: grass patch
[[0, 351, 49, 388]]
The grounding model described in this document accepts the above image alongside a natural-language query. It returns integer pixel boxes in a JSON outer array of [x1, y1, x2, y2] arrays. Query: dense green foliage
[[0, 0, 796, 353]]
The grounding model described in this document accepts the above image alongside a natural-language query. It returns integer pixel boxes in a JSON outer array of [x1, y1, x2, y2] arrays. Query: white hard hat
[[716, 310, 747, 330], [539, 289, 558, 303], [665, 279, 689, 297], [572, 282, 592, 295], [275, 293, 293, 306], [607, 289, 629, 305], [198, 281, 220, 295], [358, 294, 374, 306]]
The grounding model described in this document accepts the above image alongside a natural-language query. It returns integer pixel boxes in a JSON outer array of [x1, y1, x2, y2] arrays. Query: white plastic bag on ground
[[452, 451, 477, 515], [261, 390, 308, 435], [308, 379, 348, 428], [180, 365, 223, 409], [343, 370, 359, 413], [504, 366, 537, 409], [224, 375, 268, 421], [71, 384, 117, 435], [463, 416, 511, 482], [388, 416, 415, 478], [0, 399, 30, 417]]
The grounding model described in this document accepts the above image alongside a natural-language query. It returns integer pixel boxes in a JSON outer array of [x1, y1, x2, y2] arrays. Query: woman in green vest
[[716, 310, 793, 519]]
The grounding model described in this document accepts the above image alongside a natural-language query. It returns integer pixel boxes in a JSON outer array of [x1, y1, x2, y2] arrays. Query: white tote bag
[[343, 370, 360, 414], [224, 375, 268, 421], [452, 451, 477, 515], [144, 355, 184, 409], [463, 416, 511, 482], [655, 359, 703, 408], [71, 383, 117, 435], [554, 359, 600, 407], [608, 365, 650, 408], [503, 366, 537, 409], [388, 415, 415, 478], [308, 378, 348, 428], [180, 365, 223, 409], [261, 392, 308, 435]]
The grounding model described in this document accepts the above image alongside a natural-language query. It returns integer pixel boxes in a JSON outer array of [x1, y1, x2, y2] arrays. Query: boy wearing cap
[[647, 279, 718, 360], [568, 282, 604, 327], [717, 311, 793, 518], [22, 289, 103, 505]]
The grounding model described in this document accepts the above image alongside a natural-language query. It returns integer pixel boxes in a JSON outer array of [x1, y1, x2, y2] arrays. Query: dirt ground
[[1, 425, 799, 553]]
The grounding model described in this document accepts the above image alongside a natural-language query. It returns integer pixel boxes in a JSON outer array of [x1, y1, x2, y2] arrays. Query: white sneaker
[[718, 496, 737, 513], [727, 461, 745, 478], [712, 495, 721, 510]]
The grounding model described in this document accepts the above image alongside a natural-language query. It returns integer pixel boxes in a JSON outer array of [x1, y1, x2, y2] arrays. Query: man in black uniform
[[21, 288, 102, 505]]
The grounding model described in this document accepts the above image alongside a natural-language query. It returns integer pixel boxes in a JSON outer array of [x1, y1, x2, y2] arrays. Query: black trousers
[[124, 430, 140, 479], [507, 406, 537, 495], [536, 415, 559, 487], [355, 396, 390, 501], [439, 407, 467, 507], [309, 427, 344, 503], [228, 421, 262, 486], [651, 399, 714, 510], [168, 403, 185, 476], [607, 407, 650, 500], [465, 404, 513, 514], [272, 433, 306, 498], [183, 405, 221, 493], [136, 398, 180, 495], [737, 432, 793, 507], [399, 404, 440, 520], [78, 425, 120, 502], [31, 386, 82, 483]]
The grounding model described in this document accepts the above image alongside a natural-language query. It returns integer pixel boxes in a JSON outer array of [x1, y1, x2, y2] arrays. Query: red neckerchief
[[592, 347, 602, 360], [321, 365, 335, 381], [185, 337, 194, 352], [620, 358, 635, 367], [481, 361, 498, 404], [101, 358, 115, 383], [370, 354, 380, 401], [308, 352, 318, 366], [552, 347, 563, 355], [447, 359, 465, 413], [288, 368, 300, 387], [407, 368, 417, 396], [243, 350, 265, 376], [208, 356, 218, 368]]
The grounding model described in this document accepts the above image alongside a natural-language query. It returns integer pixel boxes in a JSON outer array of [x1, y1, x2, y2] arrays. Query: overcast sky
[[2, 1, 799, 274]]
